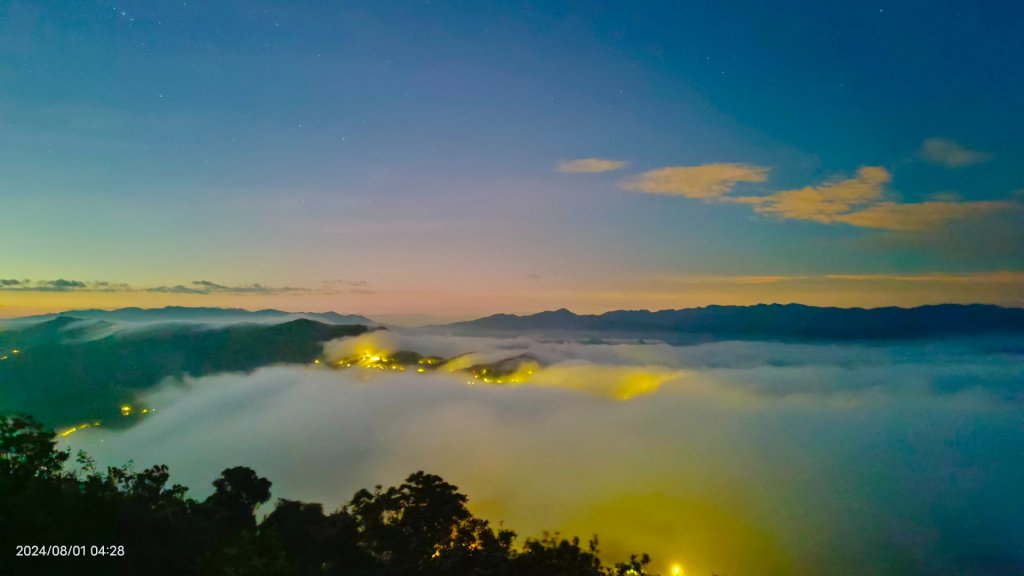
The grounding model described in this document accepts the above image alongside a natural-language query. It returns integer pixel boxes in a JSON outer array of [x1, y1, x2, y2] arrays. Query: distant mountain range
[[12, 306, 373, 326], [434, 303, 1024, 341]]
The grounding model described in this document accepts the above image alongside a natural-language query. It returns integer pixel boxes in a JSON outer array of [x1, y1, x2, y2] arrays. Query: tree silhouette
[[0, 413, 660, 576], [206, 466, 273, 533]]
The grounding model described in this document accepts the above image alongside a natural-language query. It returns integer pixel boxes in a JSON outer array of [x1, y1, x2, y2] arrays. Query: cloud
[[918, 138, 990, 167], [145, 284, 209, 294], [144, 280, 309, 295], [833, 200, 1011, 231], [1, 278, 315, 295], [324, 279, 369, 288], [63, 335, 1024, 576], [320, 279, 373, 295], [674, 271, 1024, 289], [0, 279, 131, 292], [193, 280, 307, 294], [43, 279, 87, 289], [733, 166, 890, 224], [620, 163, 1015, 233], [557, 158, 630, 174], [821, 271, 1024, 284], [621, 163, 769, 199]]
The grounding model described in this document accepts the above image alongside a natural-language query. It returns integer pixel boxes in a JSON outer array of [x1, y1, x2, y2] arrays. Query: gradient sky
[[2, 0, 1023, 322]]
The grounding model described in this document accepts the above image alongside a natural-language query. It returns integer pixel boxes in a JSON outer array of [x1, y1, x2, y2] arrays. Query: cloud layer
[[63, 333, 1024, 576]]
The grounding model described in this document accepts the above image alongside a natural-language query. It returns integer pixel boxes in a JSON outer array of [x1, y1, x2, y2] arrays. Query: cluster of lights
[[467, 362, 537, 386], [120, 405, 154, 417], [342, 351, 406, 371], [60, 404, 156, 438], [59, 420, 102, 438], [320, 349, 545, 389], [1, 349, 20, 361], [324, 351, 448, 374]]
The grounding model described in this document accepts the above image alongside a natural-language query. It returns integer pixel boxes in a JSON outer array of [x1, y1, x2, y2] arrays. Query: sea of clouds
[[63, 332, 1024, 576]]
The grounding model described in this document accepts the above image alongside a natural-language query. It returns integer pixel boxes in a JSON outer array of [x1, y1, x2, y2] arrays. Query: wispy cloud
[[621, 163, 769, 199], [680, 271, 1024, 285], [0, 279, 131, 292], [324, 279, 369, 288], [731, 166, 890, 224], [558, 158, 630, 174], [1, 279, 322, 295], [918, 138, 990, 167], [821, 271, 1024, 284], [146, 280, 309, 295], [832, 200, 1010, 232]]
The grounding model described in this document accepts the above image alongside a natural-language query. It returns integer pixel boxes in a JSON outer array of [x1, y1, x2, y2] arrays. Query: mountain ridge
[[10, 305, 373, 326], [433, 303, 1024, 341]]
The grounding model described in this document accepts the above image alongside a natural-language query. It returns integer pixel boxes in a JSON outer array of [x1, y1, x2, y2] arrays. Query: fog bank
[[63, 336, 1024, 575]]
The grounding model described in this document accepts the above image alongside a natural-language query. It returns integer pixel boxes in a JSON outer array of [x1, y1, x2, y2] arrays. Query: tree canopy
[[0, 413, 658, 576]]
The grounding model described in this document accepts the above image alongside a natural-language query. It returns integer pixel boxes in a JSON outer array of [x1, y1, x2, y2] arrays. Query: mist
[[62, 334, 1024, 575]]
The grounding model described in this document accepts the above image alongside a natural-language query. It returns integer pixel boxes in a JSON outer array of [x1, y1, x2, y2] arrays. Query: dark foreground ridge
[[0, 414, 656, 576], [437, 303, 1024, 341], [0, 317, 369, 427]]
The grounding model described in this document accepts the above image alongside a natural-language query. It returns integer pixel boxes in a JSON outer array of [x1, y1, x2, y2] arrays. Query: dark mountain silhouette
[[0, 317, 369, 427], [435, 303, 1024, 342], [13, 305, 373, 326]]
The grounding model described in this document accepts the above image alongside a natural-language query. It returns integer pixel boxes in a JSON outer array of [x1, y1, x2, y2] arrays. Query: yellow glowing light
[[120, 405, 132, 416], [314, 359, 321, 365], [11, 349, 19, 354], [141, 408, 149, 414], [672, 564, 683, 576], [0, 356, 7, 361], [59, 420, 102, 438], [417, 368, 425, 373]]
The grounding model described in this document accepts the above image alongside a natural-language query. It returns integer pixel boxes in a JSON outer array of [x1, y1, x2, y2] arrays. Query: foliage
[[0, 413, 659, 576]]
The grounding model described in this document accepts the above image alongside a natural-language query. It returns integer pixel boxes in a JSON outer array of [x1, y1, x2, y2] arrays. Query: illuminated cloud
[[918, 138, 990, 167], [833, 200, 1011, 231], [622, 163, 769, 199], [734, 166, 890, 224], [558, 158, 630, 173], [621, 163, 1016, 232]]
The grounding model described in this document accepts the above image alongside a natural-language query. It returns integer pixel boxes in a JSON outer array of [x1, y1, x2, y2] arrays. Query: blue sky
[[1, 0, 1022, 319]]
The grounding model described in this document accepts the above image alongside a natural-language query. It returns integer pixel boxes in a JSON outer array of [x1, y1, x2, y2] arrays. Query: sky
[[2, 0, 1023, 322]]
